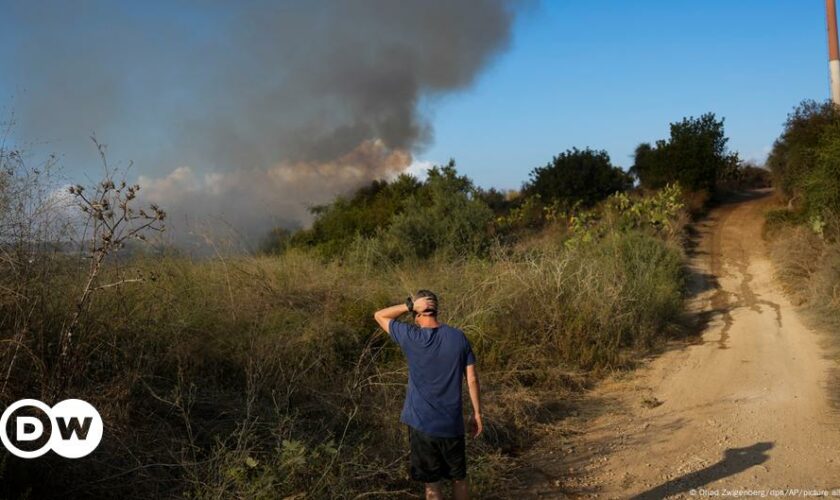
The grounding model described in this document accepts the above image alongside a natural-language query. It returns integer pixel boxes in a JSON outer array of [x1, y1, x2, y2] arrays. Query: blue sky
[[422, 0, 829, 189]]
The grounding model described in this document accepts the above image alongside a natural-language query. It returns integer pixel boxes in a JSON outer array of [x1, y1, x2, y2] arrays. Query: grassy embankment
[[764, 100, 840, 331]]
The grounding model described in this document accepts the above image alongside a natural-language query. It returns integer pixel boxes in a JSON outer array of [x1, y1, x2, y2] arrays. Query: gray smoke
[[3, 0, 524, 245]]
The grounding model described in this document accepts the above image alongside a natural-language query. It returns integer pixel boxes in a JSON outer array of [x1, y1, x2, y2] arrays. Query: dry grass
[[0, 154, 689, 498], [768, 215, 840, 329], [0, 227, 686, 498], [769, 225, 825, 305]]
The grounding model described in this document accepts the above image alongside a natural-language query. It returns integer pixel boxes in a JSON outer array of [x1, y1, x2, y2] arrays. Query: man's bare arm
[[373, 296, 436, 333], [373, 303, 409, 334], [466, 364, 483, 437]]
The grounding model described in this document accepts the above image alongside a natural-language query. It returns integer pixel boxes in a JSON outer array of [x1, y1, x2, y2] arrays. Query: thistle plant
[[49, 140, 166, 399]]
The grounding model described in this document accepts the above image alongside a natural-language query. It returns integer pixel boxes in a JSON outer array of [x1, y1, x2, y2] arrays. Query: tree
[[383, 161, 495, 260], [631, 113, 738, 193], [287, 174, 422, 257], [801, 120, 840, 219], [285, 160, 494, 260], [524, 148, 631, 208], [767, 100, 840, 200]]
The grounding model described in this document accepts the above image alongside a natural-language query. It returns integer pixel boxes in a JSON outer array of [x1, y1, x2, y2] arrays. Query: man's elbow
[[373, 312, 389, 332]]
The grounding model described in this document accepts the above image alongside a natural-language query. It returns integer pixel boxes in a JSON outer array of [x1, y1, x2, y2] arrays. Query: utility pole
[[828, 0, 840, 105]]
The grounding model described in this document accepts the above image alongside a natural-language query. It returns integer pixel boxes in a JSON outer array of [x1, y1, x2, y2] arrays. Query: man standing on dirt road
[[374, 290, 483, 500]]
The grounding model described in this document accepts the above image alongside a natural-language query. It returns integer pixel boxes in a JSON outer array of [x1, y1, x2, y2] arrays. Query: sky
[[1, 0, 833, 241], [422, 0, 829, 188]]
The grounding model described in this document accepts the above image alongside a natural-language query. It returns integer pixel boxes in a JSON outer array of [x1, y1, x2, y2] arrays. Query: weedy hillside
[[0, 114, 758, 498]]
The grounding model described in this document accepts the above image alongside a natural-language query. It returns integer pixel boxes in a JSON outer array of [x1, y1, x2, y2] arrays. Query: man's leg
[[453, 479, 469, 500], [424, 482, 443, 500]]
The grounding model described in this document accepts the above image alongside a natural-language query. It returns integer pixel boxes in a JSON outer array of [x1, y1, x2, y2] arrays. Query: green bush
[[601, 183, 687, 240], [802, 121, 840, 222], [524, 148, 631, 208], [380, 164, 495, 260], [631, 113, 739, 194], [767, 100, 840, 200], [285, 161, 494, 261], [288, 174, 422, 258], [731, 163, 772, 189], [764, 207, 806, 237], [765, 101, 840, 240]]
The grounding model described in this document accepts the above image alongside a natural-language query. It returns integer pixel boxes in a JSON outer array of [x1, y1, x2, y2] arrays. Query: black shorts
[[408, 426, 467, 483]]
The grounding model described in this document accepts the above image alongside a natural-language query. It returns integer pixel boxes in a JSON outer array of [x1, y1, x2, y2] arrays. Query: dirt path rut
[[524, 191, 840, 498]]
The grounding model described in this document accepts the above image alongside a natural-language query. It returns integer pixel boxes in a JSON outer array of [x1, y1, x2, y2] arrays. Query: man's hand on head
[[373, 294, 437, 333]]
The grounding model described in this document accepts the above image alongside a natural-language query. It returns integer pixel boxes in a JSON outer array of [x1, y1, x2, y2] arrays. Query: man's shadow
[[630, 442, 774, 500]]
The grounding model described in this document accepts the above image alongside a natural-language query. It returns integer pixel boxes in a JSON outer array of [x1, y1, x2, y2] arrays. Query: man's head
[[413, 289, 439, 325]]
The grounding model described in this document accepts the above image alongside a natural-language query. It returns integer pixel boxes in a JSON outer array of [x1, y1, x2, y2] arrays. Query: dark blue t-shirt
[[389, 320, 476, 438]]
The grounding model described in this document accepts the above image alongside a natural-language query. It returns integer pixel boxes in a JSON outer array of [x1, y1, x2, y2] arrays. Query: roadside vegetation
[[765, 100, 840, 330], [0, 113, 757, 498]]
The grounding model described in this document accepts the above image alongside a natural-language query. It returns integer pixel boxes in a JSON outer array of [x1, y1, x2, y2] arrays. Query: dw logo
[[0, 399, 103, 459]]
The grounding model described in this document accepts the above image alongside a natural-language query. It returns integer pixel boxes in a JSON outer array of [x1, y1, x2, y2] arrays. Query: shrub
[[602, 183, 687, 241], [476, 186, 517, 216], [492, 194, 554, 239], [285, 161, 494, 261], [631, 113, 739, 194], [288, 174, 422, 258], [501, 231, 684, 369], [524, 148, 631, 208], [735, 163, 773, 189], [258, 227, 295, 255], [767, 100, 840, 201], [769, 225, 825, 304], [764, 207, 806, 237], [801, 121, 840, 223], [380, 164, 495, 260]]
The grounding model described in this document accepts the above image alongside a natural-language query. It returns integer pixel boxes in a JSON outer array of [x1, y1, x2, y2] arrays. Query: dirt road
[[523, 191, 840, 498]]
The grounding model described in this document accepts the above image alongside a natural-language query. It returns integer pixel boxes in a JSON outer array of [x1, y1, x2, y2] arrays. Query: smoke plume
[[4, 0, 523, 245]]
